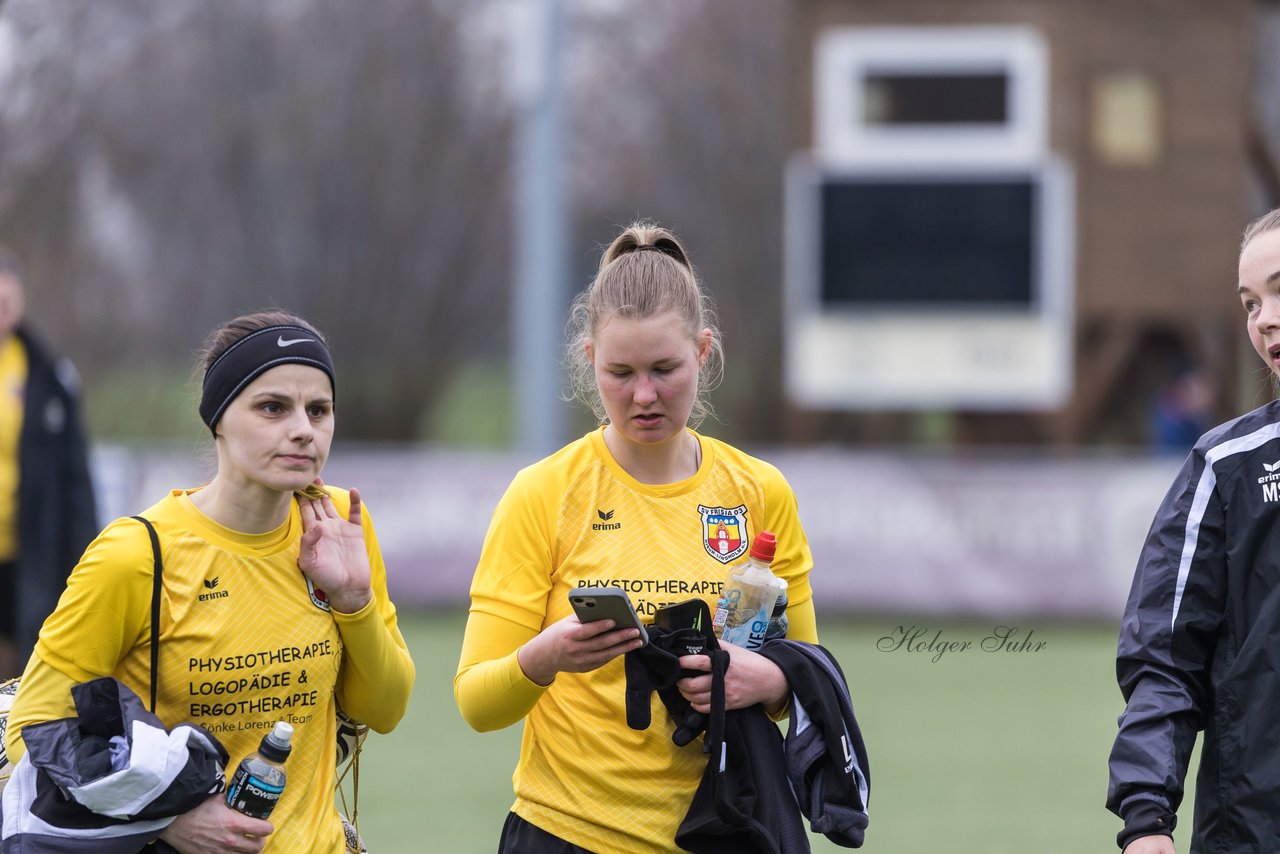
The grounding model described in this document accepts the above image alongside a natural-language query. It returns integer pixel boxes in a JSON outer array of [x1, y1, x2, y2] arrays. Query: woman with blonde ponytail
[[456, 221, 818, 853]]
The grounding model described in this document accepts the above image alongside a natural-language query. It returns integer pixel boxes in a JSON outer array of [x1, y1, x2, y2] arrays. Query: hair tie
[[634, 243, 680, 260], [198, 325, 336, 435]]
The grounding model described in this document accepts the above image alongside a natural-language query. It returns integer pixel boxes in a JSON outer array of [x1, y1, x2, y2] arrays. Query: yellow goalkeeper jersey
[[7, 487, 414, 853], [456, 427, 817, 853]]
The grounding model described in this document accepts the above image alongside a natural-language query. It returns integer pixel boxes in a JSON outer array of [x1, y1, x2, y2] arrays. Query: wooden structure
[[786, 0, 1258, 446]]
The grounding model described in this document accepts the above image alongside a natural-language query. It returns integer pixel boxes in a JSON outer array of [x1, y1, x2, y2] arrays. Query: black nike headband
[[198, 325, 336, 435]]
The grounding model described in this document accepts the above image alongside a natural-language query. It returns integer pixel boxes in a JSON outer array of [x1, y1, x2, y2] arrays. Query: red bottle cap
[[750, 531, 777, 563]]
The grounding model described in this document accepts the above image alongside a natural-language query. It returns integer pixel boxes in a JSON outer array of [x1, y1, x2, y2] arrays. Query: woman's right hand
[[1124, 836, 1176, 854], [517, 614, 645, 686], [157, 794, 274, 853]]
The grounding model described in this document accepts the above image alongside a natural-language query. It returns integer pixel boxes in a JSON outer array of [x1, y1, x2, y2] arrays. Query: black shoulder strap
[[130, 516, 163, 712]]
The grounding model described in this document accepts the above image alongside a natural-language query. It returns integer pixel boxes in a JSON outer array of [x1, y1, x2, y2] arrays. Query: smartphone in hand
[[569, 586, 649, 646]]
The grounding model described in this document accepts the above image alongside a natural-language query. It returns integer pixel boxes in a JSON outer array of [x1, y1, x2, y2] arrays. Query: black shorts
[[0, 561, 14, 642], [498, 813, 595, 854]]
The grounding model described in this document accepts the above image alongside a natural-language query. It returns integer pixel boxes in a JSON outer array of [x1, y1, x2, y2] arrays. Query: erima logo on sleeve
[[1260, 460, 1280, 501]]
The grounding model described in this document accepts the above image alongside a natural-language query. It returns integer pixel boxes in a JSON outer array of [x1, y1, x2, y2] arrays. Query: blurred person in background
[[0, 247, 96, 680], [1109, 206, 1280, 853], [4, 310, 414, 852], [1149, 358, 1215, 455], [455, 221, 818, 853]]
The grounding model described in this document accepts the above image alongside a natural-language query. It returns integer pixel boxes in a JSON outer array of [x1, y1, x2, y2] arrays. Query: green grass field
[[351, 611, 1196, 853]]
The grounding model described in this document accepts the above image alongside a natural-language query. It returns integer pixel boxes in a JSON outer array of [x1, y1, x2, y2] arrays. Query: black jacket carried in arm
[[13, 326, 97, 664], [625, 628, 870, 852], [1108, 400, 1280, 852], [625, 625, 812, 854], [1, 677, 227, 853], [758, 640, 870, 848]]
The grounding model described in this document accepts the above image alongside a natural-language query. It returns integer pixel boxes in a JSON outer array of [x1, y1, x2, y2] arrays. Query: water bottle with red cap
[[711, 530, 788, 650]]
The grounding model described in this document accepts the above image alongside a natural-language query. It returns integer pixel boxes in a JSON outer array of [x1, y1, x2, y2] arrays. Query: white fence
[[91, 443, 1179, 619]]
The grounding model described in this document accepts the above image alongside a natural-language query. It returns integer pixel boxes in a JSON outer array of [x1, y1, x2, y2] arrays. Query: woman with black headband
[[4, 310, 414, 853]]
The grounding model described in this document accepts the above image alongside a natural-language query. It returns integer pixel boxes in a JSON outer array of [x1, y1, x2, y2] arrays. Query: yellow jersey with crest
[[457, 427, 817, 853], [7, 486, 413, 854]]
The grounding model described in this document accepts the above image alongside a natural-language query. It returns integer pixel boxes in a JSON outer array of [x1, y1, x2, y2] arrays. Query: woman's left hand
[[298, 481, 374, 613], [677, 641, 789, 716]]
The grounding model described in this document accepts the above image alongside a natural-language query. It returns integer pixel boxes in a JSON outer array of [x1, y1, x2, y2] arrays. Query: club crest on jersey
[[699, 504, 748, 563], [306, 576, 332, 612]]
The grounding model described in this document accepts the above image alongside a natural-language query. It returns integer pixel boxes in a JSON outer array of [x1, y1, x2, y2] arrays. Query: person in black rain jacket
[[1109, 206, 1280, 853], [0, 250, 96, 678]]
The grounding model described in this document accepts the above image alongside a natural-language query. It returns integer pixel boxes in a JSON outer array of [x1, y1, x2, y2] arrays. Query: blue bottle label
[[720, 604, 770, 650], [226, 765, 285, 819]]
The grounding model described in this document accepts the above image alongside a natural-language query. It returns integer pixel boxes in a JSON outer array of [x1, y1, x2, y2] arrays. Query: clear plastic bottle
[[225, 720, 293, 819], [712, 531, 787, 650], [765, 589, 789, 641]]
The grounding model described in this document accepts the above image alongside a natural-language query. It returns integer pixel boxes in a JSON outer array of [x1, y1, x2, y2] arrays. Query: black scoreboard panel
[[819, 176, 1038, 309]]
